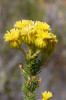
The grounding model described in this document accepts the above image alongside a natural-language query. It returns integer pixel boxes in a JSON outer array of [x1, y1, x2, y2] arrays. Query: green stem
[[30, 50, 40, 59], [28, 48, 32, 57], [22, 58, 40, 100], [19, 48, 26, 56]]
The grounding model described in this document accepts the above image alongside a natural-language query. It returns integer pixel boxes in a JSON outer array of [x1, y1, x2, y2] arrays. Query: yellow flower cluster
[[4, 20, 57, 49], [42, 91, 53, 100], [4, 28, 22, 48]]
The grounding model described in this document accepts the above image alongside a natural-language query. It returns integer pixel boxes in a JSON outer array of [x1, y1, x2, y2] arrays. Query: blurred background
[[0, 0, 66, 100]]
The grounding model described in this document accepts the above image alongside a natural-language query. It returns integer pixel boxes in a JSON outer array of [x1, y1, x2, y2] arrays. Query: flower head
[[35, 21, 51, 31], [42, 91, 53, 100], [4, 28, 20, 41], [4, 28, 22, 48], [4, 20, 57, 50]]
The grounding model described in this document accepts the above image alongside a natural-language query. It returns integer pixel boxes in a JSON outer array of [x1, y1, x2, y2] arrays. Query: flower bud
[[37, 78, 42, 84], [32, 76, 36, 79], [27, 77, 30, 84], [19, 62, 23, 69]]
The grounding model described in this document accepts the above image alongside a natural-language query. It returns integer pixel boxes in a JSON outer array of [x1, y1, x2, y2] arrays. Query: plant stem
[[22, 58, 40, 100], [30, 50, 40, 59], [19, 48, 26, 56]]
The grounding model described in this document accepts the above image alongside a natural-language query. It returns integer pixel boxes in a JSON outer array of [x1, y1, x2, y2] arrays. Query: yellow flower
[[4, 19, 57, 49], [35, 38, 46, 48], [9, 40, 22, 48], [42, 91, 53, 100], [4, 28, 20, 41], [36, 31, 51, 39], [14, 21, 23, 29], [35, 21, 51, 31], [14, 20, 34, 29], [4, 28, 22, 48]]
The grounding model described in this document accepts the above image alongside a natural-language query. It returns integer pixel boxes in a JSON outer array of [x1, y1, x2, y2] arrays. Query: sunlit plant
[[4, 20, 57, 100]]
